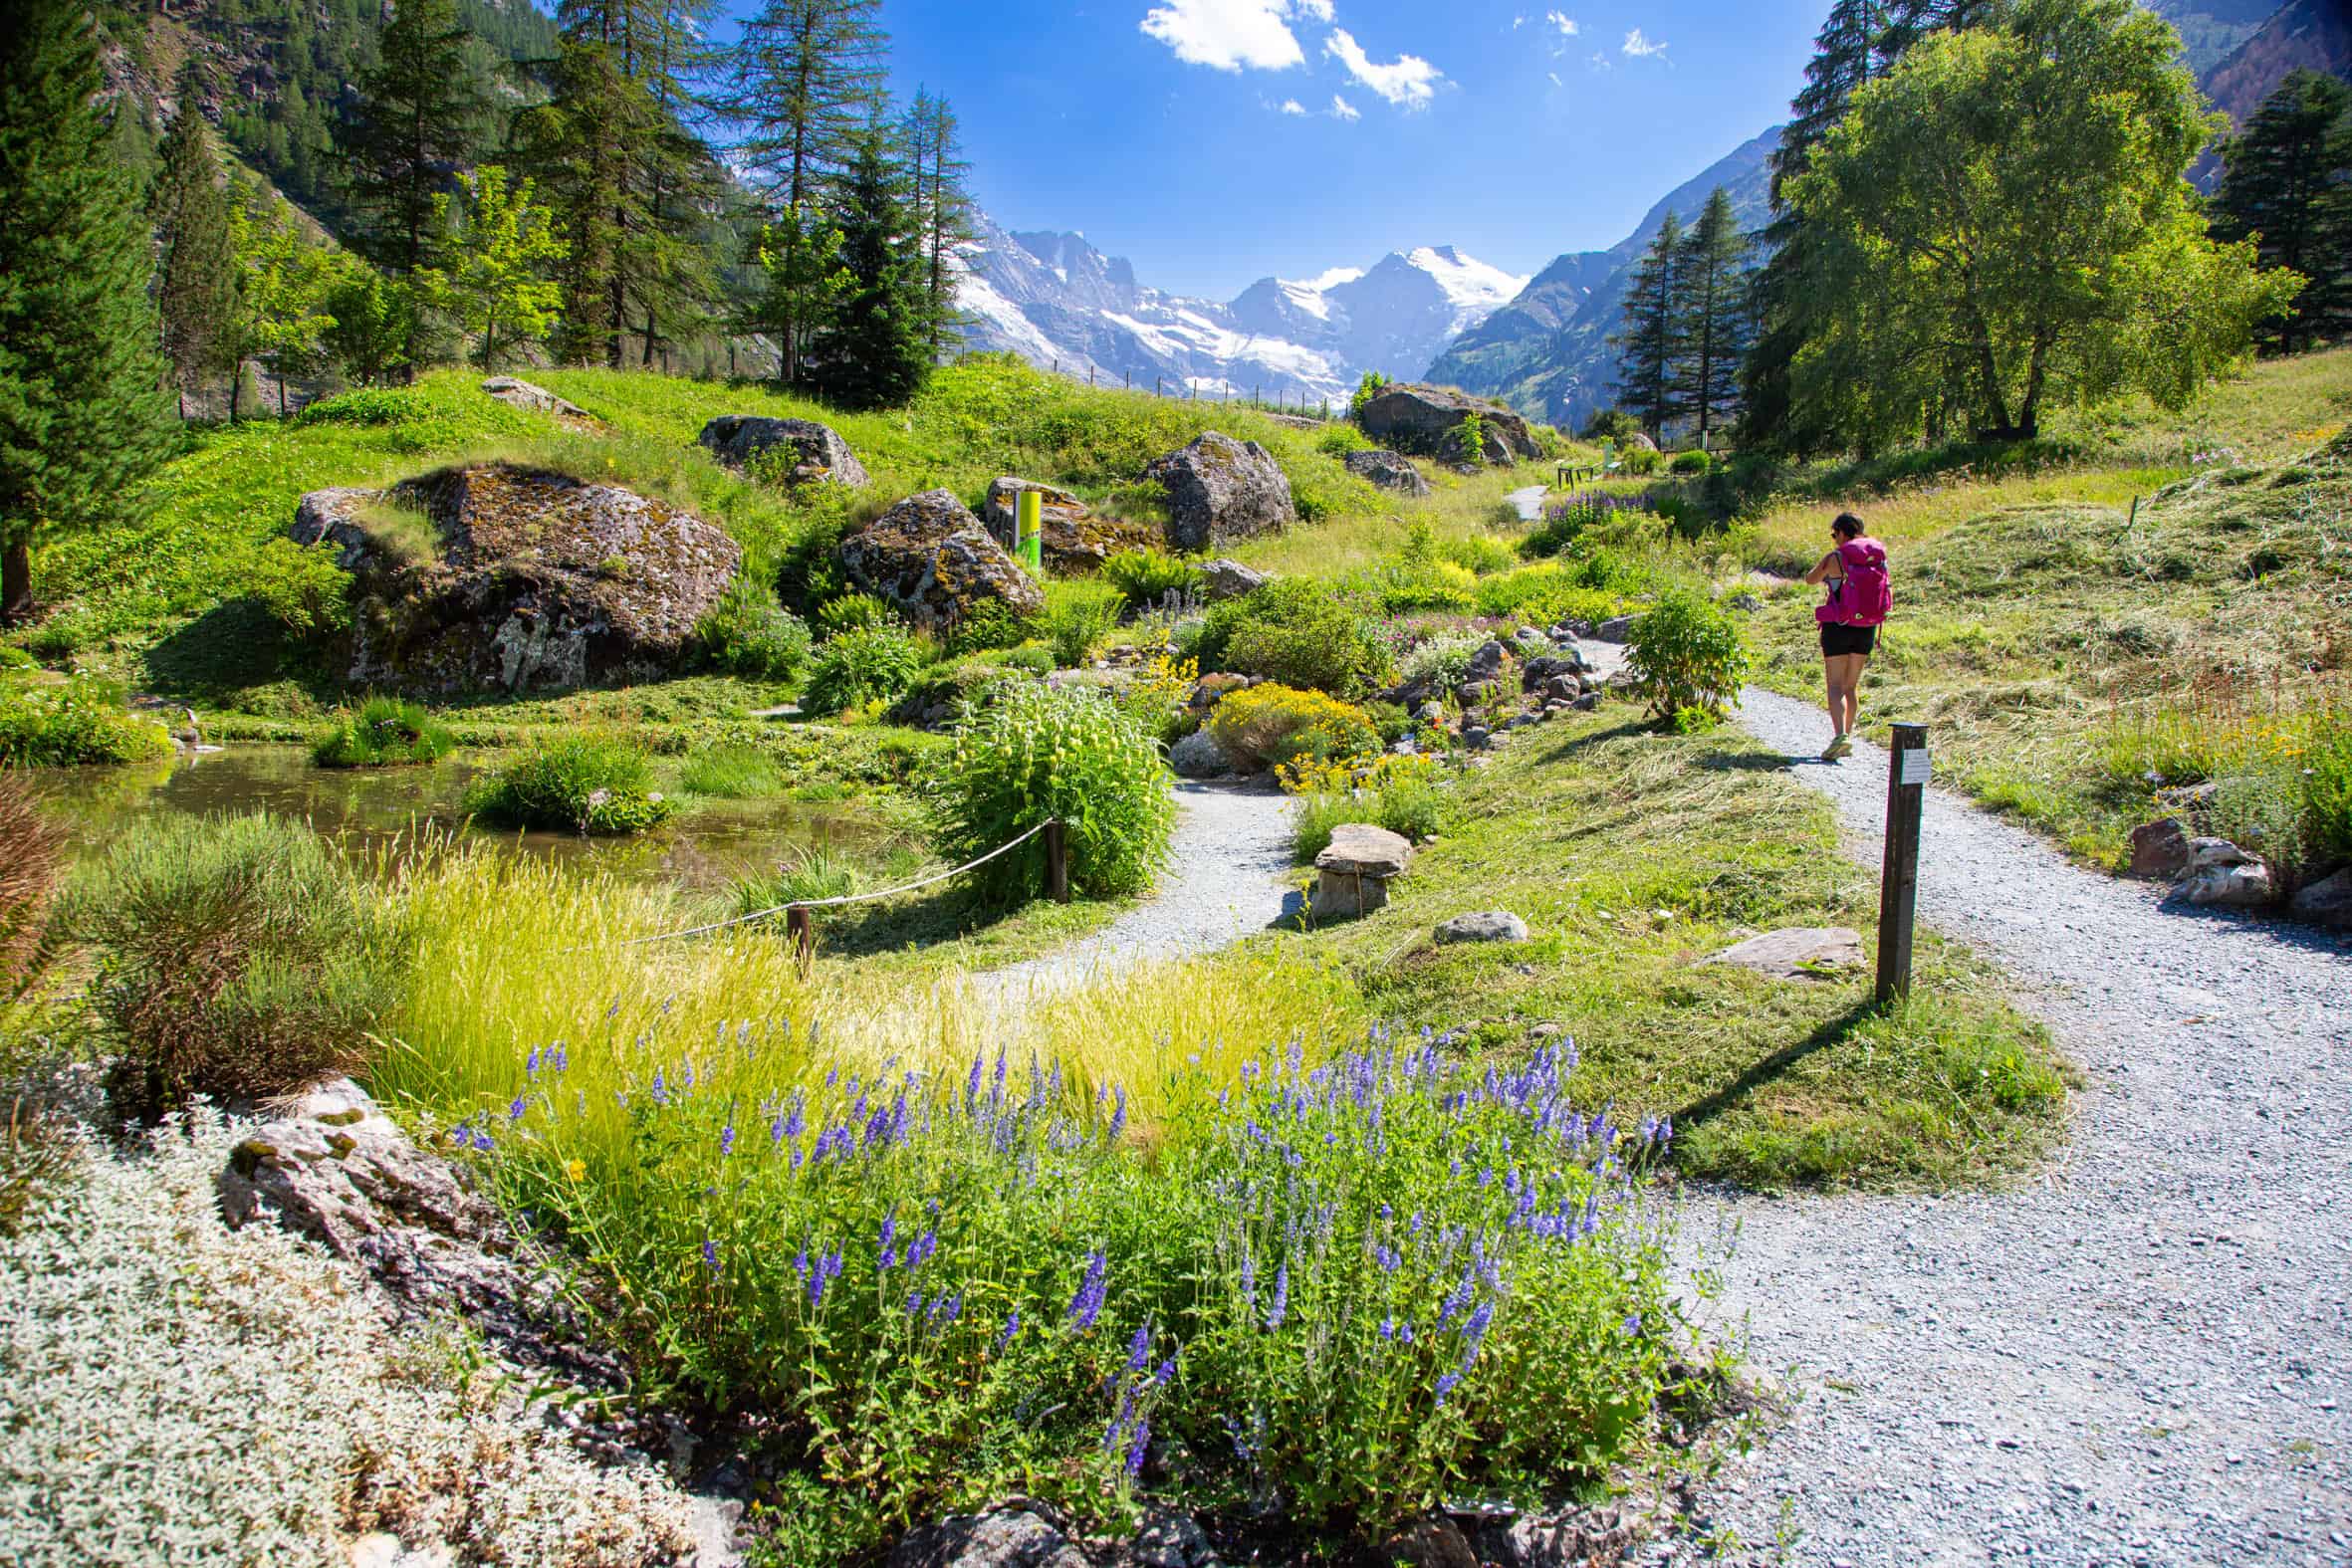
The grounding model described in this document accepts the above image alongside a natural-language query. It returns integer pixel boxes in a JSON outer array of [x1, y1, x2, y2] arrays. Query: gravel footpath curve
[[1659, 681, 2352, 1566], [969, 780, 1296, 1022]]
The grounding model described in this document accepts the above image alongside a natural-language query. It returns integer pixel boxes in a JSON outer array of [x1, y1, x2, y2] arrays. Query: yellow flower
[[565, 1159, 587, 1183]]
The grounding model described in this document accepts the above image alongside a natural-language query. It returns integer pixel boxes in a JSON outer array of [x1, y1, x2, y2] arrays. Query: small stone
[[1464, 725, 1493, 750], [1435, 911, 1530, 944], [1704, 927, 1864, 979], [480, 375, 588, 420], [2127, 816, 2193, 878]]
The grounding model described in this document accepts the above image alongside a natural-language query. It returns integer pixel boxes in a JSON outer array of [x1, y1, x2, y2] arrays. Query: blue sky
[[720, 1, 1827, 299]]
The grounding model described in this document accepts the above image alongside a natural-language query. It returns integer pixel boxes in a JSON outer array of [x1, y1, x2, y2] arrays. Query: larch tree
[[1786, 0, 2301, 445], [0, 0, 175, 622], [804, 124, 929, 409], [1609, 210, 1686, 441], [421, 165, 568, 370], [229, 191, 342, 418], [2211, 71, 2352, 355], [723, 0, 888, 380], [149, 102, 241, 418], [336, 0, 486, 278], [1671, 187, 1756, 449], [900, 88, 973, 357]]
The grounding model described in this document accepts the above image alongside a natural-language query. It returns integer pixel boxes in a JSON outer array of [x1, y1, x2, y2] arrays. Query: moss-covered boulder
[[980, 477, 1162, 569], [1358, 383, 1538, 464], [697, 415, 869, 486], [1144, 432, 1295, 552], [837, 489, 1047, 633], [292, 463, 741, 694]]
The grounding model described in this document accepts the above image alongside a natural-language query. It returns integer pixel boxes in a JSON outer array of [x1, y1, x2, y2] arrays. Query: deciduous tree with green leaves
[[230, 192, 342, 419], [0, 0, 175, 622], [2211, 70, 2352, 356], [1785, 0, 2300, 444], [423, 165, 568, 370]]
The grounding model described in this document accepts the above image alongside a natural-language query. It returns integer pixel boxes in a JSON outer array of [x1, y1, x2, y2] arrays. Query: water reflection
[[23, 746, 897, 895]]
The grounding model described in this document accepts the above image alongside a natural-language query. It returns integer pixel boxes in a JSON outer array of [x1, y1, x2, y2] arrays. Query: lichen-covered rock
[[1342, 447, 1432, 496], [290, 486, 378, 569], [697, 414, 870, 486], [1435, 910, 1529, 944], [480, 375, 588, 420], [1357, 384, 1539, 464], [839, 489, 1047, 632], [303, 463, 742, 695], [1195, 559, 1267, 602], [1145, 432, 1295, 551], [980, 477, 1161, 569], [890, 1500, 1091, 1568]]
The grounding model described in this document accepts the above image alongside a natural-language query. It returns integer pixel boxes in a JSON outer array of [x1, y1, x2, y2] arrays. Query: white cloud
[[1323, 28, 1445, 109], [1547, 71, 1562, 87], [1279, 98, 1307, 114], [1329, 93, 1361, 120], [1512, 14, 1528, 28], [1545, 11, 1577, 37], [1139, 0, 1313, 72], [1589, 49, 1611, 70], [1622, 27, 1668, 58]]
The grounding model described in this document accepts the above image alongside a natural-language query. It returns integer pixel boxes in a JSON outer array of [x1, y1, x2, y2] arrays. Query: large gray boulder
[[1146, 432, 1295, 551], [1342, 447, 1432, 497], [297, 463, 742, 695], [1357, 384, 1539, 464], [1195, 559, 1267, 603], [979, 476, 1160, 569], [838, 489, 1047, 633], [1311, 822, 1411, 920], [697, 414, 869, 486], [480, 375, 588, 420], [2290, 866, 2352, 928]]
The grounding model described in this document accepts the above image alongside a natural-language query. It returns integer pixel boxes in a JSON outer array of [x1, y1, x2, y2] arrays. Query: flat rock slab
[[1316, 822, 1411, 878], [1704, 926, 1864, 979], [481, 375, 588, 420], [1435, 910, 1529, 944]]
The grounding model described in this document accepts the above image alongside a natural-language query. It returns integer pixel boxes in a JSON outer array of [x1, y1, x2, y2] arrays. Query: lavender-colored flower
[[1067, 1249, 1107, 1330], [1123, 1320, 1151, 1378], [1620, 1312, 1641, 1337], [908, 1229, 937, 1270], [526, 1047, 542, 1078], [1124, 1418, 1151, 1479], [508, 1094, 527, 1121], [1152, 1353, 1177, 1388], [1379, 1316, 1397, 1341], [682, 1059, 695, 1089], [1239, 1248, 1257, 1310], [784, 1095, 805, 1140], [552, 1043, 568, 1072], [906, 1288, 925, 1317], [720, 1124, 736, 1157], [1435, 1371, 1461, 1405], [1263, 1263, 1289, 1332], [794, 1243, 810, 1281], [470, 1127, 494, 1152], [650, 1070, 667, 1105], [702, 1237, 719, 1275], [997, 1310, 1021, 1351], [877, 1213, 899, 1269]]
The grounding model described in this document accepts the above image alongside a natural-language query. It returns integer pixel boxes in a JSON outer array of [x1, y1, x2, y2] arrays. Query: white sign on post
[[1899, 749, 1933, 786]]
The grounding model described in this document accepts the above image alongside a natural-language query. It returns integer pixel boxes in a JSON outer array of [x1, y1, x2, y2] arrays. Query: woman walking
[[1805, 513, 1890, 761]]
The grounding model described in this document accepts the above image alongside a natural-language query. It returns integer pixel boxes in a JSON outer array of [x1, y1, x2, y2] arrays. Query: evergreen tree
[[0, 0, 175, 622], [2211, 70, 2352, 355], [1671, 188, 1756, 448], [149, 103, 240, 419], [723, 0, 888, 380], [804, 126, 929, 409], [1610, 210, 1686, 440], [900, 88, 973, 356], [336, 0, 486, 279]]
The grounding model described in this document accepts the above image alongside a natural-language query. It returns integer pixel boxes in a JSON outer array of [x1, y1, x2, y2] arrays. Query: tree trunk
[[229, 362, 243, 423], [2, 539, 30, 626]]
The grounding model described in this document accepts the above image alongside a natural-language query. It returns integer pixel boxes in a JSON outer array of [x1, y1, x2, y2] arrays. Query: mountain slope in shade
[[2197, 0, 2352, 128], [950, 214, 1528, 405], [1423, 125, 1780, 431], [2142, 0, 2291, 78]]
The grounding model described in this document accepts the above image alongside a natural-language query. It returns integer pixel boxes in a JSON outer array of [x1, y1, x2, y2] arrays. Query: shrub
[[1000, 642, 1057, 675], [944, 598, 1035, 655], [679, 745, 786, 799], [733, 845, 860, 912], [1626, 589, 1749, 722], [1376, 560, 1479, 614], [1472, 567, 1624, 630], [1195, 579, 1391, 699], [1670, 449, 1714, 474], [247, 537, 353, 641], [815, 592, 900, 636], [1438, 535, 1515, 575], [1396, 633, 1489, 690], [63, 814, 407, 1120], [1100, 550, 1200, 608], [934, 681, 1174, 909], [1042, 580, 1125, 667], [1285, 754, 1448, 862], [0, 678, 172, 767], [1348, 369, 1391, 420], [1581, 407, 1639, 442], [312, 696, 453, 768], [695, 578, 815, 683], [1315, 422, 1372, 457], [1210, 684, 1382, 774], [445, 1032, 1681, 1542], [466, 735, 675, 835], [1621, 447, 1661, 477], [803, 626, 926, 717]]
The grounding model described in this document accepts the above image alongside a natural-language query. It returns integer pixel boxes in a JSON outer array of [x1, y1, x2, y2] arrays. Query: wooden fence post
[[1876, 724, 1928, 1005], [1045, 819, 1069, 904]]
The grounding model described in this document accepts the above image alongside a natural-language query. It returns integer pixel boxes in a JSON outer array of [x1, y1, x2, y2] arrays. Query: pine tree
[[1671, 188, 1756, 448], [804, 125, 929, 409], [2211, 71, 2352, 355], [1610, 211, 1686, 441], [723, 0, 889, 380], [0, 0, 175, 622], [149, 103, 240, 419], [900, 88, 973, 356], [336, 0, 486, 279]]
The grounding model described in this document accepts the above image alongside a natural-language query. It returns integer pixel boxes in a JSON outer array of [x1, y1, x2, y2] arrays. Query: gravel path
[[1660, 679, 2352, 1566], [1507, 484, 1548, 522], [969, 781, 1297, 1020]]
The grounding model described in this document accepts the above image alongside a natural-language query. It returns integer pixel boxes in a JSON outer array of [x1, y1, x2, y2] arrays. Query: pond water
[[24, 746, 903, 895]]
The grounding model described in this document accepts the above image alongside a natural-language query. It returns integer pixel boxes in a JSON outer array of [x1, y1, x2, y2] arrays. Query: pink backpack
[[1816, 538, 1891, 627]]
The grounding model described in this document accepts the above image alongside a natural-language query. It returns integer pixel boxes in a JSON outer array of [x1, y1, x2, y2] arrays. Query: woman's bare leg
[[1841, 655, 1868, 736], [1822, 659, 1845, 737]]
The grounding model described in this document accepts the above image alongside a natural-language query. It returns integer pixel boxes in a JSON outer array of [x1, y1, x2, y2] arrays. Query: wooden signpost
[[1876, 723, 1928, 1004], [1045, 819, 1069, 904]]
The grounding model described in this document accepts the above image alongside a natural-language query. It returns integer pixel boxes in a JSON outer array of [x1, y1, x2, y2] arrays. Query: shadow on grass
[[143, 598, 343, 709], [1667, 998, 1881, 1134], [1693, 747, 1799, 774], [1525, 718, 1657, 765]]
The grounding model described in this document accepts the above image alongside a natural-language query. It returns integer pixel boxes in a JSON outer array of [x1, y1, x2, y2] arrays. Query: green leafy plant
[[934, 681, 1174, 909], [465, 735, 675, 835], [945, 598, 1035, 655], [312, 696, 453, 768], [1626, 589, 1749, 722], [695, 578, 814, 683], [1194, 579, 1391, 699], [733, 845, 861, 912], [62, 813, 408, 1120], [679, 745, 786, 799], [1455, 410, 1488, 468], [802, 626, 926, 717], [816, 592, 900, 636], [1348, 369, 1391, 420], [1670, 449, 1714, 475], [1042, 580, 1124, 667], [0, 678, 173, 766], [247, 537, 353, 641], [1099, 550, 1200, 608]]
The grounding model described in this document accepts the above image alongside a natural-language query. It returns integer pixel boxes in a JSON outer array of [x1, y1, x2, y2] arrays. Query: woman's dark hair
[[1831, 513, 1866, 539]]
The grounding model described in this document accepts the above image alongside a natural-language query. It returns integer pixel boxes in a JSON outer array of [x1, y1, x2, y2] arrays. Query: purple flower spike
[[1107, 1085, 1127, 1143], [1264, 1264, 1289, 1332], [470, 1127, 494, 1152], [1124, 1320, 1151, 1377], [720, 1124, 736, 1157], [998, 1310, 1021, 1351], [702, 1237, 719, 1275], [1067, 1249, 1108, 1330], [1124, 1418, 1151, 1479], [877, 1213, 899, 1269]]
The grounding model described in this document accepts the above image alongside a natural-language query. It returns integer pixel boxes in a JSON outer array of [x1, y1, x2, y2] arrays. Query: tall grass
[[312, 696, 454, 768], [2098, 680, 2352, 878]]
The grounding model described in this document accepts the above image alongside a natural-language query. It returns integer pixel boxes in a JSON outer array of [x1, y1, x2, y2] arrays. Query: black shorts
[[1820, 622, 1877, 657]]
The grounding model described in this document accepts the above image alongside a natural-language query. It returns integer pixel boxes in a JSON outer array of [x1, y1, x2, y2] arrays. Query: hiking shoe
[[1821, 735, 1852, 761]]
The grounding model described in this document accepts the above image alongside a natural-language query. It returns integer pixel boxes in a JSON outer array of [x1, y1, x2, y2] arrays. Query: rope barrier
[[575, 819, 1058, 952]]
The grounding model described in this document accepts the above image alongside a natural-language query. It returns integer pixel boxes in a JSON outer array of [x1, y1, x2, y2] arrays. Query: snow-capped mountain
[[950, 212, 1529, 406]]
